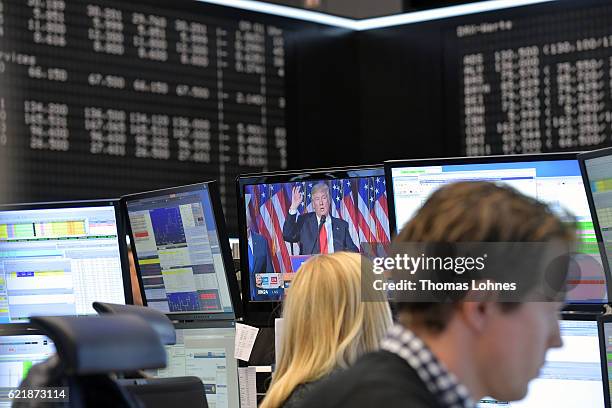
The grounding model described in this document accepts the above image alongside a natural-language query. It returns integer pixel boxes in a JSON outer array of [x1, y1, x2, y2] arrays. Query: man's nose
[[549, 326, 562, 349], [551, 331, 562, 349]]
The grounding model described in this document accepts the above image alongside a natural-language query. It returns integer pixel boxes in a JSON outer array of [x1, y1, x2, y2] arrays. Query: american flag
[[245, 185, 258, 234], [372, 177, 390, 243], [340, 179, 360, 248], [246, 177, 390, 269], [358, 178, 376, 243], [303, 182, 313, 213], [331, 180, 342, 218], [330, 179, 360, 247], [357, 177, 390, 244]]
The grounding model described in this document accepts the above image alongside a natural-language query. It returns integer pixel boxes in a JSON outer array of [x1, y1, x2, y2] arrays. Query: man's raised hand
[[290, 186, 303, 212]]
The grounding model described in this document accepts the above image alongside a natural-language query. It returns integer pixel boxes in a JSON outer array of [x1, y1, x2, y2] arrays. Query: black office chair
[[14, 314, 166, 408], [92, 302, 176, 345], [92, 303, 208, 408], [117, 377, 207, 408]]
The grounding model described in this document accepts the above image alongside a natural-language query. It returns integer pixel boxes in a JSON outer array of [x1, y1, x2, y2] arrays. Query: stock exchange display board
[[0, 0, 289, 233], [449, 2, 612, 156]]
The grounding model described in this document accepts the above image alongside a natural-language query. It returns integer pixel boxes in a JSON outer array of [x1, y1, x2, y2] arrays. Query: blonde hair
[[311, 182, 330, 199], [260, 252, 392, 408]]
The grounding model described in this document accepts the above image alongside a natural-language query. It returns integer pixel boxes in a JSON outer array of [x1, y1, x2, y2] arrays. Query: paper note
[[275, 318, 284, 368], [235, 322, 260, 362], [238, 366, 257, 408]]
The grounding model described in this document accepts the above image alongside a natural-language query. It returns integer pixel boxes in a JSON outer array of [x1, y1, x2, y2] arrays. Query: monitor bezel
[[384, 152, 612, 309], [120, 181, 242, 321], [0, 323, 47, 336], [0, 199, 133, 328], [172, 318, 236, 331], [560, 310, 600, 321], [236, 164, 386, 326], [598, 313, 612, 408]]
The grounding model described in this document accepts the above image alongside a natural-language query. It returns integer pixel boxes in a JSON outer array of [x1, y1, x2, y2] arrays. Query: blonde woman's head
[[260, 252, 392, 408]]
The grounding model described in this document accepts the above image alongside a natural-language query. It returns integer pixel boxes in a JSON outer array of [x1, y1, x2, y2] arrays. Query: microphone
[[319, 215, 326, 230]]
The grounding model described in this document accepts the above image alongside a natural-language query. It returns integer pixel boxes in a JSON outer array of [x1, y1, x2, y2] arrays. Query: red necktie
[[319, 223, 328, 254]]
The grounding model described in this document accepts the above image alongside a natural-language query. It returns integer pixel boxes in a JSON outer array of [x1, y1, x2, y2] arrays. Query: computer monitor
[[237, 166, 390, 322], [479, 315, 604, 407], [598, 315, 612, 408], [0, 200, 131, 323], [147, 321, 238, 408], [0, 329, 55, 388], [122, 182, 240, 321], [385, 153, 609, 305], [579, 147, 612, 306]]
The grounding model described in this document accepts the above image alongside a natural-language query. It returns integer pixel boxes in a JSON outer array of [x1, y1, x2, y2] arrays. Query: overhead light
[[354, 0, 557, 30], [196, 0, 357, 29], [197, 0, 557, 31]]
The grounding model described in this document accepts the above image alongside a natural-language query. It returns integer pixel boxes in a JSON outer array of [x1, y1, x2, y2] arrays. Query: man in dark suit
[[282, 182, 358, 255], [247, 212, 273, 274], [299, 182, 572, 408], [249, 231, 273, 273], [247, 212, 275, 300]]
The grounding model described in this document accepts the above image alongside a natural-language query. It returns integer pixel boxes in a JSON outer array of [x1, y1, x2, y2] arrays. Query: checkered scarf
[[380, 324, 474, 408]]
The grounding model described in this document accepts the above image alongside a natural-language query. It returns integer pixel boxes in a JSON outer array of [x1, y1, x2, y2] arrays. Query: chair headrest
[[30, 315, 166, 375], [93, 302, 176, 345], [117, 377, 207, 408]]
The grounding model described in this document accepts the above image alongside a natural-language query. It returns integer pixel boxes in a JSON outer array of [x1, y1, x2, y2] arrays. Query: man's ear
[[457, 300, 494, 334]]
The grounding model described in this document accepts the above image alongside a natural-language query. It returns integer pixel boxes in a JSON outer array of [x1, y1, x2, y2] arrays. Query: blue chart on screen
[[150, 207, 186, 246], [167, 292, 200, 312]]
